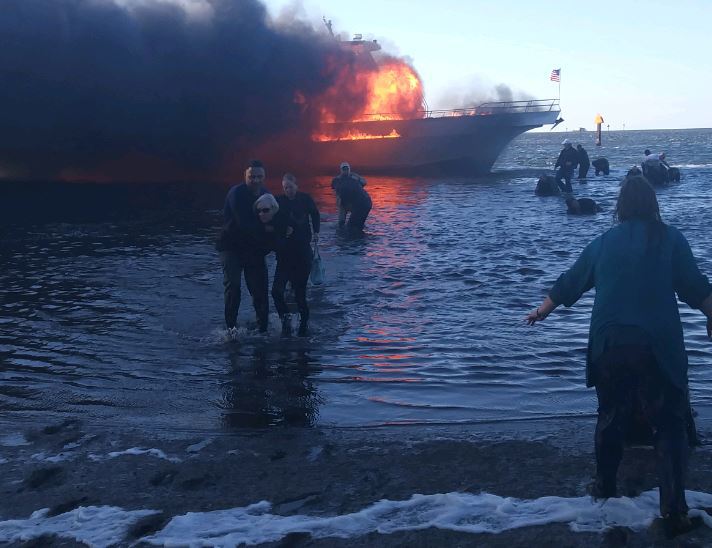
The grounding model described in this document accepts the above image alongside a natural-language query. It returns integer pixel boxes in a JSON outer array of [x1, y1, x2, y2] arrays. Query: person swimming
[[565, 196, 602, 215], [535, 174, 560, 196]]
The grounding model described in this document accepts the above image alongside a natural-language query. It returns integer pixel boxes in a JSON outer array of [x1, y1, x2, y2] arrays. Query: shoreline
[[2, 419, 712, 546]]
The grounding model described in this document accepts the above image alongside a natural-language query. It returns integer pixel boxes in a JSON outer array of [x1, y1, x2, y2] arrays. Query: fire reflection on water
[[284, 176, 430, 385]]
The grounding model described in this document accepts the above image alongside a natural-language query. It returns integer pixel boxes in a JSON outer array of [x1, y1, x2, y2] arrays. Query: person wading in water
[[217, 159, 269, 333], [274, 173, 320, 336], [331, 162, 372, 234], [526, 176, 712, 536], [555, 139, 579, 193]]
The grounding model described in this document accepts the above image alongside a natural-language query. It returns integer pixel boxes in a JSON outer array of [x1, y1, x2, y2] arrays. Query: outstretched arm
[[700, 293, 712, 339], [673, 231, 712, 340], [526, 296, 559, 325], [526, 239, 598, 326]]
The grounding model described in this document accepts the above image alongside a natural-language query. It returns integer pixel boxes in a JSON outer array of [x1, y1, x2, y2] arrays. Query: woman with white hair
[[254, 193, 280, 219], [254, 193, 311, 336]]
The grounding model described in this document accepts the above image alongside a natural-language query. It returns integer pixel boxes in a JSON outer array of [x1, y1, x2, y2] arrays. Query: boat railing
[[422, 99, 560, 118], [348, 99, 560, 122]]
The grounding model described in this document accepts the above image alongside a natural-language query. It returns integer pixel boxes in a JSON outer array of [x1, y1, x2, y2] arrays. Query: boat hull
[[308, 109, 560, 176]]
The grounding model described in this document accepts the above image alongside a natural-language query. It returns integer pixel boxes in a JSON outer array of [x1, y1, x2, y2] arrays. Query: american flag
[[550, 68, 561, 82]]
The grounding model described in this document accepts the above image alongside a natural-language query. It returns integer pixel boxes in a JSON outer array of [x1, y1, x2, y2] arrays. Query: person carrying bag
[[310, 242, 325, 286]]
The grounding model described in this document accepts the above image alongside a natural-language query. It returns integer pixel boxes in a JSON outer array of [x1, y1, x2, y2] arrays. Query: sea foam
[[144, 489, 712, 546], [3, 490, 712, 546]]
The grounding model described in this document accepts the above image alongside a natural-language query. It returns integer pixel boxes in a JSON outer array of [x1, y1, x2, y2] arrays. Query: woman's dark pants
[[221, 250, 268, 330], [594, 345, 689, 516], [271, 251, 312, 322]]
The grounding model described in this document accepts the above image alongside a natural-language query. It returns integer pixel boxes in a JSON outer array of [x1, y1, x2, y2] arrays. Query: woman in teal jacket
[[527, 176, 712, 533]]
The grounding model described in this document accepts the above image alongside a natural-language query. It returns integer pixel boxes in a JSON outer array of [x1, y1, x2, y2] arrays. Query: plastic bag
[[310, 243, 325, 285]]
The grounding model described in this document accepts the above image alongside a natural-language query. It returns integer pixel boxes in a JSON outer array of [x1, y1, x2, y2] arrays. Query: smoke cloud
[[434, 80, 534, 111], [0, 0, 371, 181]]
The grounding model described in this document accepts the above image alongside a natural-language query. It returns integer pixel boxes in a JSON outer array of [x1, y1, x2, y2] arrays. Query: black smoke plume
[[0, 0, 365, 181]]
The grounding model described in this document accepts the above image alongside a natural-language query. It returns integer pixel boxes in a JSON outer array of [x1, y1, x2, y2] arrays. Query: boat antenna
[[322, 17, 334, 37]]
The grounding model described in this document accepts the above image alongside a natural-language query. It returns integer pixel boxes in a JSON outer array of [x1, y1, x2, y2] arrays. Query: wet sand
[[2, 419, 712, 547]]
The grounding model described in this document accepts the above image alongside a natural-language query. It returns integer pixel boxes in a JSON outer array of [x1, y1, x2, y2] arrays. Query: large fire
[[312, 129, 400, 142], [308, 57, 424, 142], [316, 59, 424, 123], [356, 61, 423, 122]]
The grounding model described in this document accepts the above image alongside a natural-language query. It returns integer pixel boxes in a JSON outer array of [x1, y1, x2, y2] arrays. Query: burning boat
[[305, 31, 560, 176]]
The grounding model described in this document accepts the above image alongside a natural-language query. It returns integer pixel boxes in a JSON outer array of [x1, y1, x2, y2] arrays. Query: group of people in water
[[537, 140, 682, 216], [553, 139, 590, 191], [217, 159, 372, 337], [217, 150, 711, 536]]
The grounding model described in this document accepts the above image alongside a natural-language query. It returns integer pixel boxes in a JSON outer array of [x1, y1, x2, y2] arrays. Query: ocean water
[[1, 129, 711, 433]]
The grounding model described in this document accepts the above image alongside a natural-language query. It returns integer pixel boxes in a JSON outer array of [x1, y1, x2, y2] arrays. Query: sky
[[263, 0, 712, 131]]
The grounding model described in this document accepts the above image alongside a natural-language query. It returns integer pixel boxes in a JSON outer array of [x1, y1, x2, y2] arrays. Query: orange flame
[[312, 129, 400, 142], [311, 58, 424, 124], [358, 61, 423, 121]]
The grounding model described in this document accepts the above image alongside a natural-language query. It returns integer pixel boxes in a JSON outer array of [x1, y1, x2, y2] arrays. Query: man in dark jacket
[[555, 139, 579, 192], [217, 159, 269, 332], [274, 173, 320, 336], [576, 144, 590, 179], [331, 162, 372, 234]]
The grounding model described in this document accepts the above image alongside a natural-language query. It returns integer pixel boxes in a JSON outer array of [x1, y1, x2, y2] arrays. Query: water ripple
[[1, 129, 710, 431]]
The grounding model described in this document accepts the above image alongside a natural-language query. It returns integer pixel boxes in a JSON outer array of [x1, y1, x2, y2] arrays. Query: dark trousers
[[578, 163, 590, 179], [593, 345, 689, 516], [271, 251, 312, 321], [347, 201, 372, 233], [220, 250, 268, 329], [555, 166, 574, 192]]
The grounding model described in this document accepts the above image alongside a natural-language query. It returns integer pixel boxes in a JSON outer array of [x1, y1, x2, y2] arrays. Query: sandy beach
[[2, 418, 712, 546]]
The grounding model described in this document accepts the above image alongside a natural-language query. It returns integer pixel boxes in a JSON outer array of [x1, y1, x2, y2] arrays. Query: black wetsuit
[[271, 193, 320, 323], [567, 197, 600, 215], [592, 158, 610, 176], [217, 184, 268, 330], [643, 159, 669, 186], [535, 175, 560, 196], [277, 192, 320, 244], [555, 146, 579, 192], [332, 174, 372, 233], [577, 146, 590, 179]]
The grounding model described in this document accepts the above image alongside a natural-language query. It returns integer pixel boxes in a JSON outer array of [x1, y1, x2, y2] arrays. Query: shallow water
[[1, 129, 711, 432]]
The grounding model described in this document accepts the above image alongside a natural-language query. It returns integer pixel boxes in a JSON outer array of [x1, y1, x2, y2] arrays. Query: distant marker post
[[594, 114, 604, 146]]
